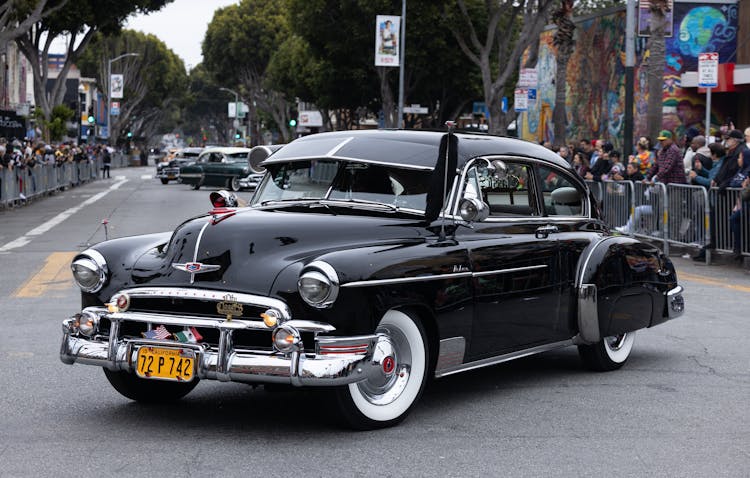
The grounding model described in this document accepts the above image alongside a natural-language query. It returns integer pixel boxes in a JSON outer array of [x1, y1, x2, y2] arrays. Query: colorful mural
[[520, 2, 738, 149]]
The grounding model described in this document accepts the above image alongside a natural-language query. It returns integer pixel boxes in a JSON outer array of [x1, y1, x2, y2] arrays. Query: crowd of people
[[551, 125, 750, 262], [0, 138, 113, 201]]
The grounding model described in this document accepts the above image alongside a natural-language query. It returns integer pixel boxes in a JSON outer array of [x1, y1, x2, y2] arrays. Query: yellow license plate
[[136, 346, 195, 382]]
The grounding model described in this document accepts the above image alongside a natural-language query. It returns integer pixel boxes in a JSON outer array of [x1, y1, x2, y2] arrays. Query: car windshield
[[252, 159, 431, 211], [226, 153, 248, 162]]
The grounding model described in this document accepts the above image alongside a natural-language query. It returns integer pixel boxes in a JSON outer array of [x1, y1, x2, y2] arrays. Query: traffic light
[[235, 130, 241, 139], [288, 118, 297, 127], [87, 106, 95, 124], [127, 131, 133, 138], [289, 107, 298, 128]]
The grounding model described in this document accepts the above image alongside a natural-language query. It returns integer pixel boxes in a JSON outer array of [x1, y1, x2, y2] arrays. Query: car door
[[202, 152, 226, 186], [460, 157, 564, 360]]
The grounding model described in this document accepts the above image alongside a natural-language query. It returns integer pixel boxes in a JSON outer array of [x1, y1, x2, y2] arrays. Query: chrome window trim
[[113, 287, 292, 320], [325, 137, 354, 156], [342, 264, 548, 288], [451, 155, 591, 219]]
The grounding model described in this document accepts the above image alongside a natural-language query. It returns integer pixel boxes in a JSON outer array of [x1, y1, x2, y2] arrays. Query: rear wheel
[[103, 369, 199, 402], [335, 309, 429, 430], [578, 332, 636, 371], [160, 178, 169, 185]]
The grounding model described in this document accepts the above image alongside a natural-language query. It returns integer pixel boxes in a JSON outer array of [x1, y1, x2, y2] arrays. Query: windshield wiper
[[259, 198, 325, 207], [321, 198, 399, 212]]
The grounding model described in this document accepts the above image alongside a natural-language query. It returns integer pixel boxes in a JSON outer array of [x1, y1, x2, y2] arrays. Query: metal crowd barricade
[[599, 180, 633, 230], [585, 180, 603, 206], [666, 184, 710, 261], [631, 181, 668, 255], [709, 187, 748, 256]]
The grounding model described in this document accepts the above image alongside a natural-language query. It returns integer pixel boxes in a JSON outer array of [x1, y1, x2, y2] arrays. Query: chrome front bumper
[[60, 308, 385, 387]]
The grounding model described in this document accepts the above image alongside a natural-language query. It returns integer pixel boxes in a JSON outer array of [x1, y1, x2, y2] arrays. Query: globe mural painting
[[678, 7, 732, 58]]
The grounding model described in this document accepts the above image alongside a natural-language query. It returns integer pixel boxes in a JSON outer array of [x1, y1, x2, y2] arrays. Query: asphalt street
[[0, 166, 748, 477]]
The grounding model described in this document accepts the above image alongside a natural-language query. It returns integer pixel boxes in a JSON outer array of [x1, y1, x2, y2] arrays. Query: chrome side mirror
[[458, 197, 489, 222]]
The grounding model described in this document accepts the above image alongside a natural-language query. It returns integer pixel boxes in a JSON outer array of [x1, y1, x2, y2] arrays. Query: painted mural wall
[[519, 2, 739, 150]]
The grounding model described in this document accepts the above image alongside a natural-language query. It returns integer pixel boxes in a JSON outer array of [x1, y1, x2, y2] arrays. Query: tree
[[14, 0, 172, 135], [203, 0, 296, 142], [446, 0, 556, 135], [182, 64, 233, 146], [77, 30, 188, 144], [646, 0, 669, 141], [0, 0, 67, 48], [552, 0, 575, 146]]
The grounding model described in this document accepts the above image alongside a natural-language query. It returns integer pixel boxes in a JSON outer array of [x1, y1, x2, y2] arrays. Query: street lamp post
[[107, 52, 139, 144], [219, 87, 242, 145]]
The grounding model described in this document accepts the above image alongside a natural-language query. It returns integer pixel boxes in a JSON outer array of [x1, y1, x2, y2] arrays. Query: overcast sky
[[124, 0, 239, 71]]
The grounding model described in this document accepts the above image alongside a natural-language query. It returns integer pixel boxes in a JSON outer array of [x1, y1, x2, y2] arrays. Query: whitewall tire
[[578, 332, 636, 372], [336, 309, 429, 429]]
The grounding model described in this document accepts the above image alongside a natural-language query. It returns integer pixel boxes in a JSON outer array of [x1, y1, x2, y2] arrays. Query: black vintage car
[[62, 129, 684, 429], [155, 147, 204, 184]]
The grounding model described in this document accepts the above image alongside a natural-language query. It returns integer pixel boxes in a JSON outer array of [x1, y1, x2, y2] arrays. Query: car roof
[[200, 147, 252, 155], [263, 130, 572, 171]]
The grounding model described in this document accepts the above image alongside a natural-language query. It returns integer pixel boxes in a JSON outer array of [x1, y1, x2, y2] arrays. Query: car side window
[[466, 160, 535, 216], [536, 165, 586, 216]]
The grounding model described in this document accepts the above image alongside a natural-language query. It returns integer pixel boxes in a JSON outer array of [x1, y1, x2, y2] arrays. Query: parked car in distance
[[179, 147, 254, 191], [62, 130, 684, 430], [156, 147, 203, 184], [238, 145, 283, 190]]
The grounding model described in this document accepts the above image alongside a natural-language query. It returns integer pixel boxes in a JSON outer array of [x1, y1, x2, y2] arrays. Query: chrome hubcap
[[605, 333, 628, 351], [358, 326, 411, 406]]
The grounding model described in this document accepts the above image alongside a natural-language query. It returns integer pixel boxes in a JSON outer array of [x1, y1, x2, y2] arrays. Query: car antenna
[[439, 121, 457, 241]]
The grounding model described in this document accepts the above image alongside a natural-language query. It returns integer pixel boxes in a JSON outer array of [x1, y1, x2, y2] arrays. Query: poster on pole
[[637, 0, 674, 38], [374, 15, 400, 67], [698, 52, 719, 88], [110, 74, 124, 99], [514, 89, 528, 112]]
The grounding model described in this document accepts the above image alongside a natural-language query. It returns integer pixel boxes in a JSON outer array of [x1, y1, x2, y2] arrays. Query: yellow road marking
[[14, 252, 77, 297], [678, 271, 750, 293]]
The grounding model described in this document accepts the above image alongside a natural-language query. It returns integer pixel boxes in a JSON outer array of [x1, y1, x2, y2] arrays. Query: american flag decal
[[142, 325, 172, 340]]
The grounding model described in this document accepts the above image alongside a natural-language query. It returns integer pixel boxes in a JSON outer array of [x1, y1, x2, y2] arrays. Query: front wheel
[[578, 332, 636, 372], [335, 309, 429, 430], [192, 178, 203, 190], [227, 176, 241, 192], [103, 369, 199, 403], [160, 178, 169, 185]]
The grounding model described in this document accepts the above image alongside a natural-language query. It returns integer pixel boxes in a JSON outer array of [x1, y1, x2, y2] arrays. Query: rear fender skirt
[[574, 236, 621, 345]]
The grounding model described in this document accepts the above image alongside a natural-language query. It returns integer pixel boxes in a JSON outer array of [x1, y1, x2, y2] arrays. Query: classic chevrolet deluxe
[[62, 129, 684, 429]]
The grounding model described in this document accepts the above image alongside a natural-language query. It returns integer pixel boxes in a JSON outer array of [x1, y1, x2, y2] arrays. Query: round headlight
[[71, 250, 107, 293], [297, 261, 339, 308]]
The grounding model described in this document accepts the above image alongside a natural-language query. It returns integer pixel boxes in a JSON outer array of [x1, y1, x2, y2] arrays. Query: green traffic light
[[289, 119, 297, 127], [127, 131, 133, 138], [87, 115, 95, 124]]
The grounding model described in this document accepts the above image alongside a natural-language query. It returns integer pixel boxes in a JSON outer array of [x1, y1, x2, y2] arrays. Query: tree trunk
[[646, 1, 668, 140], [377, 67, 396, 128], [552, 0, 575, 147]]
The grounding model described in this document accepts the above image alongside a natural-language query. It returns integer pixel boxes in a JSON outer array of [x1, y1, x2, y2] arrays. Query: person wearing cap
[[645, 130, 686, 184], [712, 129, 749, 190]]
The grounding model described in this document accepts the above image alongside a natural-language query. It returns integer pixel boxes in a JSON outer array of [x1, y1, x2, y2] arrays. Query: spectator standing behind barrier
[[683, 135, 706, 175], [630, 137, 655, 176], [712, 129, 748, 190], [572, 151, 590, 178], [730, 175, 750, 261], [690, 142, 724, 189], [585, 142, 613, 181], [645, 130, 686, 184], [614, 161, 644, 182]]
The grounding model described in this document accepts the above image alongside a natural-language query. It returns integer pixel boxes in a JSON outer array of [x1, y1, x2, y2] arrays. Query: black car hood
[[131, 207, 427, 295]]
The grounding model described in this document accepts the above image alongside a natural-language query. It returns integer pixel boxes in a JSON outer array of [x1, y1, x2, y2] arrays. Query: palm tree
[[552, 0, 575, 147], [646, 0, 670, 140]]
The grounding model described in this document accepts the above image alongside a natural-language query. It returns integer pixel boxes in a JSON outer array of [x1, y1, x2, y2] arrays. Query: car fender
[[574, 235, 667, 344]]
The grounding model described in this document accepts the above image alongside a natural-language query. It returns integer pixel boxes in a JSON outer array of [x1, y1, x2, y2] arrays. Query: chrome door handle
[[535, 224, 559, 239]]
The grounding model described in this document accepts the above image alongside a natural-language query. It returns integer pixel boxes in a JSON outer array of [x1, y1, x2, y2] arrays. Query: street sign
[[527, 89, 537, 101], [100, 126, 109, 139], [403, 104, 428, 114], [698, 52, 719, 88], [110, 101, 120, 116], [518, 68, 537, 88], [514, 89, 528, 112]]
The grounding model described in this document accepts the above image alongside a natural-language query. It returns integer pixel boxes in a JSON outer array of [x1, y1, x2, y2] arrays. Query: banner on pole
[[110, 74, 124, 99], [514, 89, 528, 112], [375, 15, 400, 67], [637, 0, 674, 38]]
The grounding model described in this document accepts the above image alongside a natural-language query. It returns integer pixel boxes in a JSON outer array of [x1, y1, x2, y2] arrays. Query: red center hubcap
[[382, 356, 395, 374]]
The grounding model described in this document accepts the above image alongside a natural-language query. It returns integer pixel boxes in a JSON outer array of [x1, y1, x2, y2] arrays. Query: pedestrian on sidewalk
[[102, 146, 111, 179]]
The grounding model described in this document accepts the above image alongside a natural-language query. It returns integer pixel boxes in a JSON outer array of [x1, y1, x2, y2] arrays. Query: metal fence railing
[[0, 152, 128, 208]]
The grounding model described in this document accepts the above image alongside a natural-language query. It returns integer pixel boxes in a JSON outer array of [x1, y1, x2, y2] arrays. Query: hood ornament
[[172, 261, 221, 283]]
